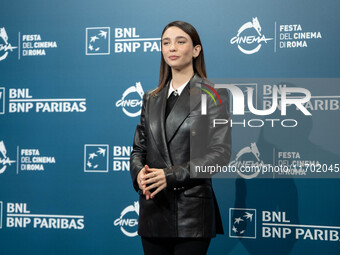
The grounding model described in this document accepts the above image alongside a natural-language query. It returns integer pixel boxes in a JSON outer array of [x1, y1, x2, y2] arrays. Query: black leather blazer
[[130, 74, 231, 238]]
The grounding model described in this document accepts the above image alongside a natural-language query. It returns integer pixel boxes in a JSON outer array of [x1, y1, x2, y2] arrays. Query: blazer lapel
[[148, 84, 172, 167], [165, 74, 202, 143]]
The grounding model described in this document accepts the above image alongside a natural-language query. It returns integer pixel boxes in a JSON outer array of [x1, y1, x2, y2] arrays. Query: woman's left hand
[[142, 166, 167, 199]]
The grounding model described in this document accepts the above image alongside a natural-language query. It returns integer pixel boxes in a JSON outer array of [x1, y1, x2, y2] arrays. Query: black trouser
[[141, 237, 211, 255]]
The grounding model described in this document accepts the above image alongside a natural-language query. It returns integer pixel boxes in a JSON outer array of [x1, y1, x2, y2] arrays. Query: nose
[[169, 42, 176, 52]]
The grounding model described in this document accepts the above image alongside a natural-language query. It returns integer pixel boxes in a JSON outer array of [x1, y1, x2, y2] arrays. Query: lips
[[169, 56, 179, 60]]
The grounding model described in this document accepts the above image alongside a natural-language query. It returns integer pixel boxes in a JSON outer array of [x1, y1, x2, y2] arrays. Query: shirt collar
[[167, 79, 190, 98]]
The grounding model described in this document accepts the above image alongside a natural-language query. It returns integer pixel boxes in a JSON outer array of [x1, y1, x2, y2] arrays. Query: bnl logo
[[84, 144, 109, 172], [0, 87, 4, 114], [113, 146, 132, 171], [86, 27, 110, 55], [229, 208, 256, 239]]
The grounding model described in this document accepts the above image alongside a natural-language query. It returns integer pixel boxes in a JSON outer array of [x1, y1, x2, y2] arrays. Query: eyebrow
[[162, 36, 188, 41]]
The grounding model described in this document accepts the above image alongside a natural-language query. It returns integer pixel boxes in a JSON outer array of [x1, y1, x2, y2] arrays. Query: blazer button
[[191, 130, 197, 136]]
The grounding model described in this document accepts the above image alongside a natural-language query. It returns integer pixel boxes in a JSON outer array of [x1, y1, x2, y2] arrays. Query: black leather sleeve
[[130, 92, 149, 192]]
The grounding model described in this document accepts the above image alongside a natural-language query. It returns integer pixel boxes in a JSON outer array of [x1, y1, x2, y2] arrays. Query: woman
[[130, 21, 231, 255]]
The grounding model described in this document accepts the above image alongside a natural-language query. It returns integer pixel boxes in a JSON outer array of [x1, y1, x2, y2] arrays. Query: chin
[[169, 63, 192, 71]]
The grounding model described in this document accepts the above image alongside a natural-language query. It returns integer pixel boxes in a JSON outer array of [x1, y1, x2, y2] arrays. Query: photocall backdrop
[[1, 0, 340, 254]]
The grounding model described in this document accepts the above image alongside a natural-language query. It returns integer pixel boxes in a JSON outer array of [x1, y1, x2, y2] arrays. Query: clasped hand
[[137, 165, 167, 200]]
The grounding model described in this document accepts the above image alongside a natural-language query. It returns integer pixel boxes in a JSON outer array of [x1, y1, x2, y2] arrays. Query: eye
[[162, 41, 170, 46], [178, 41, 185, 44]]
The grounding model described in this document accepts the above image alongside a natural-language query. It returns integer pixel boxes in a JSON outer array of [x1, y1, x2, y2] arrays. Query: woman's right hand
[[137, 165, 152, 200]]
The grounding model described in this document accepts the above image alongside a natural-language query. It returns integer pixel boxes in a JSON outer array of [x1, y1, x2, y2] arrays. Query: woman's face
[[161, 26, 201, 72]]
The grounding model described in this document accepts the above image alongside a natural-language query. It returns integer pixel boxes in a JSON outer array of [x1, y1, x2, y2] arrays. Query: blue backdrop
[[1, 0, 340, 254]]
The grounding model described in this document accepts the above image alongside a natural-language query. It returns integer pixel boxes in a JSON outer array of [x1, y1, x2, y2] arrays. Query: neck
[[171, 66, 194, 90]]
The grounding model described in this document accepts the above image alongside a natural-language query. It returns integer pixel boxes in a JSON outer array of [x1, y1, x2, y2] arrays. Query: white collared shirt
[[167, 79, 190, 98]]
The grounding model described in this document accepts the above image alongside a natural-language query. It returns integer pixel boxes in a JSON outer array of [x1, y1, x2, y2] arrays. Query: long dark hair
[[152, 21, 207, 96]]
